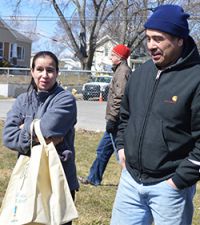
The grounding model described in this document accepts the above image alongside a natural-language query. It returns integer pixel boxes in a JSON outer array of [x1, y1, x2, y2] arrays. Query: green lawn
[[0, 121, 199, 224]]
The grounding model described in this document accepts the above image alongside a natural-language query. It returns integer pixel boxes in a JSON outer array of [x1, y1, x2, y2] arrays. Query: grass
[[74, 130, 121, 225], [0, 121, 199, 224]]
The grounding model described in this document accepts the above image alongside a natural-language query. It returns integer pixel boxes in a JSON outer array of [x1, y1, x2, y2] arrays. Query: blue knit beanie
[[144, 4, 190, 38]]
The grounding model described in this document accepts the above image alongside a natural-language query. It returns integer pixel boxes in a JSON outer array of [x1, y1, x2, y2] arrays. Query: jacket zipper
[[138, 70, 162, 182]]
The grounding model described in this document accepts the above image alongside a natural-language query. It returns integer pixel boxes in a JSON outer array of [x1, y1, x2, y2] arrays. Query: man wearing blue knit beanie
[[110, 4, 200, 225]]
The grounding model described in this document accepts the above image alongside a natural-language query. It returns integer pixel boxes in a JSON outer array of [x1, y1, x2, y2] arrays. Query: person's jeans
[[87, 131, 116, 185], [110, 168, 196, 225]]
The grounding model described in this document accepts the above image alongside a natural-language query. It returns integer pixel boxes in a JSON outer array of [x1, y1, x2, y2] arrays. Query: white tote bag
[[0, 139, 46, 224], [0, 119, 78, 225]]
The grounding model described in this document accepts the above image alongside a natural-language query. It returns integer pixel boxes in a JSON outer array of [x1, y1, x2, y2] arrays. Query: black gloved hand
[[60, 150, 72, 162], [106, 120, 117, 134]]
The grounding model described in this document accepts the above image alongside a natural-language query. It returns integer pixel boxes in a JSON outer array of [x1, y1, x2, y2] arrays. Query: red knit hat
[[112, 44, 131, 59]]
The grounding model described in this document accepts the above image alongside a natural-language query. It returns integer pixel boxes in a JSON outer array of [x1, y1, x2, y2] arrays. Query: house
[[0, 18, 32, 67], [92, 35, 118, 72], [58, 49, 81, 70], [93, 35, 151, 72], [58, 35, 147, 73], [57, 35, 117, 72], [61, 58, 81, 70]]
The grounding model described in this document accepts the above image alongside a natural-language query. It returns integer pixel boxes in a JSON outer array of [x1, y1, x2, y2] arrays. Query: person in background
[[79, 44, 132, 186], [110, 4, 200, 225], [3, 51, 79, 225]]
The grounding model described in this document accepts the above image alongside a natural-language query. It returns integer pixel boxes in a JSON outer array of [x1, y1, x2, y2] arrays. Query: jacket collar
[[36, 82, 59, 102], [112, 60, 128, 72]]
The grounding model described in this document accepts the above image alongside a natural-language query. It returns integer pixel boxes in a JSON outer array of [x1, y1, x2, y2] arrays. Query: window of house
[[10, 44, 14, 58], [10, 43, 17, 58], [10, 44, 25, 60], [0, 42, 3, 59], [17, 46, 25, 60], [104, 47, 109, 56]]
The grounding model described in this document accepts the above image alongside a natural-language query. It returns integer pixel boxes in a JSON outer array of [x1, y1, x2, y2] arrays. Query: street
[[0, 99, 106, 132]]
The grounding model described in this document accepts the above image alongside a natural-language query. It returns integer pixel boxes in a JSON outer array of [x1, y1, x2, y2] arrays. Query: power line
[[1, 18, 200, 22], [1, 15, 200, 22]]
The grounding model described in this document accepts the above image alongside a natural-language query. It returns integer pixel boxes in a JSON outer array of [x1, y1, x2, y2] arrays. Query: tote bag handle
[[30, 119, 47, 146]]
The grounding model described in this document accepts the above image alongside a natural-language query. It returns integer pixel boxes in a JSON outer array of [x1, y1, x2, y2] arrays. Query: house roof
[[0, 18, 32, 43], [96, 35, 118, 48]]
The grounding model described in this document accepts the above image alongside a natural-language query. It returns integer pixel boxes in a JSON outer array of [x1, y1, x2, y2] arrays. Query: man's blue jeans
[[110, 168, 196, 225], [87, 131, 115, 185]]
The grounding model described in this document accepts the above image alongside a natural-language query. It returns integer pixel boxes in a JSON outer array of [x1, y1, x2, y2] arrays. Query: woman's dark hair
[[31, 51, 59, 71], [28, 51, 59, 91]]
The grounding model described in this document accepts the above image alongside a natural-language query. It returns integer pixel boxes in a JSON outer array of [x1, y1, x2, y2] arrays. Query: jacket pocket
[[162, 123, 194, 158], [124, 115, 143, 168], [142, 118, 194, 173], [142, 118, 169, 172]]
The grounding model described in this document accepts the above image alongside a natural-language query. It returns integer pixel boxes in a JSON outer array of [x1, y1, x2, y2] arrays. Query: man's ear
[[178, 38, 184, 47]]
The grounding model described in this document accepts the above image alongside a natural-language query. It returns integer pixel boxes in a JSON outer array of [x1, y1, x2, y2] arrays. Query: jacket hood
[[165, 36, 200, 71], [179, 36, 200, 67]]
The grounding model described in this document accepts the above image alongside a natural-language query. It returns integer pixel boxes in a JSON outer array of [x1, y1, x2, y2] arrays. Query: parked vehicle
[[82, 75, 112, 101]]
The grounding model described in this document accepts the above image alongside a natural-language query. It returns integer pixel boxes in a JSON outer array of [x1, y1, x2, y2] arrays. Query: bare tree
[[10, 0, 121, 69], [101, 0, 149, 56], [50, 0, 121, 69], [116, 0, 200, 55], [8, 0, 200, 69]]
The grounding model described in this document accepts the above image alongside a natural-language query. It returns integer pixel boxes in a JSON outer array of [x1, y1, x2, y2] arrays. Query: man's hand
[[118, 148, 126, 169], [106, 120, 117, 134], [166, 178, 179, 190]]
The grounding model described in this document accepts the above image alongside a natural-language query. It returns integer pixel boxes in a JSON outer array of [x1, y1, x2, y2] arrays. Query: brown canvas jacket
[[105, 60, 132, 122]]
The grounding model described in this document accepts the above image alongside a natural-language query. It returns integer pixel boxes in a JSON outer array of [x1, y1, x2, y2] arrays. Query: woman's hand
[[19, 123, 24, 129], [45, 137, 64, 145], [33, 136, 64, 146]]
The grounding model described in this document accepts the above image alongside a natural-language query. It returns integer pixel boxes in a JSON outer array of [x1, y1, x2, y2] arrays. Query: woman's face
[[31, 55, 58, 91]]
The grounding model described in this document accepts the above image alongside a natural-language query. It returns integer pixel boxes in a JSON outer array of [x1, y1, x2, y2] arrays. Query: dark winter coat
[[116, 37, 200, 189]]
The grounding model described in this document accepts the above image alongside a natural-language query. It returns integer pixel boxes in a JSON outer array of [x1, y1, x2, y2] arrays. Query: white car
[[82, 75, 112, 101]]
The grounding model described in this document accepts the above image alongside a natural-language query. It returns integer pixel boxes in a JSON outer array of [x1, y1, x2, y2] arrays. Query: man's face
[[146, 29, 183, 69], [110, 52, 121, 65]]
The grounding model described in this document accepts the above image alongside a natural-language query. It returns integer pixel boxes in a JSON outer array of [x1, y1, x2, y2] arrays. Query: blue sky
[[0, 0, 64, 54]]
